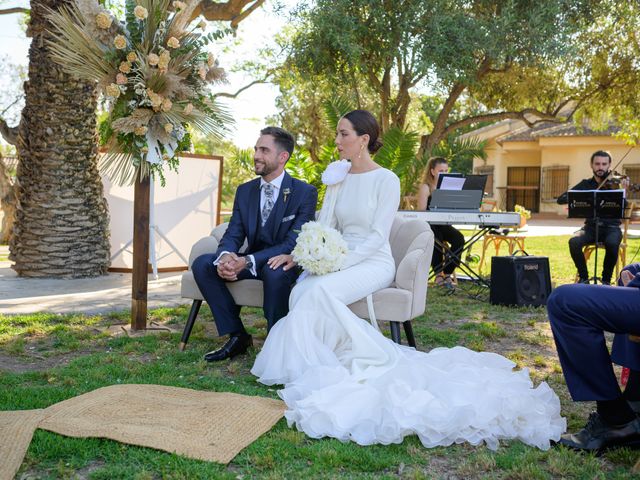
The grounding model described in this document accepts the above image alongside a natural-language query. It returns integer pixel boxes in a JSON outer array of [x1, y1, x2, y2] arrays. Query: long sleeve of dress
[[341, 172, 400, 269]]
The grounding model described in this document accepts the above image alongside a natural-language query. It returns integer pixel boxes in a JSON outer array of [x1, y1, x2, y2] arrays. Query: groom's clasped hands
[[215, 252, 246, 281], [216, 253, 297, 282]]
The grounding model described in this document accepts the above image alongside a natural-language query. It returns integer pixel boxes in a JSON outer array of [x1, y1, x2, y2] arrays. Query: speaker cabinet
[[490, 256, 552, 306]]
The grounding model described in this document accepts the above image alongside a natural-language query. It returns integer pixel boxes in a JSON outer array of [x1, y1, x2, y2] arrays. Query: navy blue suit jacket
[[215, 172, 318, 271]]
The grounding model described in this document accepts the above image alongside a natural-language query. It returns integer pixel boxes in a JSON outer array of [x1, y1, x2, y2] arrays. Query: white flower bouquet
[[47, 0, 230, 185], [292, 221, 348, 275]]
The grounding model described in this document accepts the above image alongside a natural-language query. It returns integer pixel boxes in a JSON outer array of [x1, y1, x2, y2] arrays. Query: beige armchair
[[179, 217, 434, 350]]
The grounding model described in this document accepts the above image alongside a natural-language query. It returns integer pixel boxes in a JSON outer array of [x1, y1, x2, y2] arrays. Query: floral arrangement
[[292, 221, 348, 275], [47, 0, 230, 185], [514, 204, 532, 219]]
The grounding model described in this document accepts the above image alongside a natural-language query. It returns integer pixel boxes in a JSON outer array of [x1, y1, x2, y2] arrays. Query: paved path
[[1, 215, 639, 316], [0, 247, 184, 316]]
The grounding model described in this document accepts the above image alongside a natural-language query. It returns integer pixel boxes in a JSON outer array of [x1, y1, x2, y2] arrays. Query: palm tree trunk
[[9, 0, 110, 277], [0, 156, 17, 244]]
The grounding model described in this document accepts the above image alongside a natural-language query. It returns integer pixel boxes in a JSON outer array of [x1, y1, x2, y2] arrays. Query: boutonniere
[[283, 188, 291, 203]]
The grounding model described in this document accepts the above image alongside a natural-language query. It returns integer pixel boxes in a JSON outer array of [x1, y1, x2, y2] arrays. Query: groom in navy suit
[[548, 263, 640, 452], [192, 127, 317, 362]]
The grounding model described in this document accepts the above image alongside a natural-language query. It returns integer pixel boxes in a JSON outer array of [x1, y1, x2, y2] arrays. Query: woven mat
[[0, 384, 285, 476], [0, 409, 45, 480], [39, 384, 285, 464]]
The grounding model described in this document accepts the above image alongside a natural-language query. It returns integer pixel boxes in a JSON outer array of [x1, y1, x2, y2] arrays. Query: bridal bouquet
[[292, 221, 348, 275], [47, 0, 229, 184]]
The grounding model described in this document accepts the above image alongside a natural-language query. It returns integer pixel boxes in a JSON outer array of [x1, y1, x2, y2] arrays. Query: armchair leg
[[179, 300, 202, 351], [390, 322, 402, 345], [403, 321, 416, 348]]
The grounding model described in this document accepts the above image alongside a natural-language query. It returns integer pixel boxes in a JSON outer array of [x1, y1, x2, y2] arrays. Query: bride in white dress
[[251, 110, 565, 450]]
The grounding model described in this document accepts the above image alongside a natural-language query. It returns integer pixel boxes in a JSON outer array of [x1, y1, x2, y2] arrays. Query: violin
[[598, 170, 640, 192]]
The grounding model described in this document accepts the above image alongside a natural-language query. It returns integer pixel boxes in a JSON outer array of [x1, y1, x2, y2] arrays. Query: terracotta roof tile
[[498, 122, 620, 143]]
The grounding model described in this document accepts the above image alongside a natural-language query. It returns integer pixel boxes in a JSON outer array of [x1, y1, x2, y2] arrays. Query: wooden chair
[[178, 217, 435, 350], [478, 231, 526, 274], [576, 201, 635, 283]]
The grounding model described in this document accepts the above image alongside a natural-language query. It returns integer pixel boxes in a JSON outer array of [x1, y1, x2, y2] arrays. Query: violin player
[[557, 150, 629, 285]]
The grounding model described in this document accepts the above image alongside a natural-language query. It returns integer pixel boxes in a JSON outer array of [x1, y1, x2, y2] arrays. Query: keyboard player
[[417, 157, 465, 289]]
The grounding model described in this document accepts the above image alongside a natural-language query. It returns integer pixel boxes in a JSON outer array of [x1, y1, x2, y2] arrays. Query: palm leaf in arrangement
[[47, 0, 232, 185], [47, 6, 117, 86]]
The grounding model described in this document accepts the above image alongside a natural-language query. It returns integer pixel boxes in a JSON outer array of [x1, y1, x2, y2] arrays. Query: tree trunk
[[9, 0, 110, 277], [0, 157, 17, 244]]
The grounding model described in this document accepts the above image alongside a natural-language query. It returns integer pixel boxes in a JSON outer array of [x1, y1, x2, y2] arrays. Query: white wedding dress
[[251, 168, 565, 450]]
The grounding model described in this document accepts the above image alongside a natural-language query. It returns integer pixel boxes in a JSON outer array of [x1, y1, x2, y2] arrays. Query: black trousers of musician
[[568, 225, 622, 284], [548, 263, 640, 401], [431, 225, 465, 275]]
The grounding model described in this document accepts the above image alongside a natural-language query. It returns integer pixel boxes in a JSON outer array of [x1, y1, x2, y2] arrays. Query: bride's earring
[[358, 144, 364, 161]]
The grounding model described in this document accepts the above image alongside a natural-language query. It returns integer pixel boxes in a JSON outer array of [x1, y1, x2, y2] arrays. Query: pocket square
[[282, 214, 295, 223]]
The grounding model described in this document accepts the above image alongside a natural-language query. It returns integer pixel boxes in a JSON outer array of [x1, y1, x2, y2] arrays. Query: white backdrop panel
[[102, 154, 222, 270]]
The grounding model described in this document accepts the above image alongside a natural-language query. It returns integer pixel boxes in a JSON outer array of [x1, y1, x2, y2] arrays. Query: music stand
[[568, 189, 625, 284]]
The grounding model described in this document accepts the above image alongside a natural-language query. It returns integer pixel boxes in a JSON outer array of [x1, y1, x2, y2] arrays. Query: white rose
[[134, 5, 148, 20], [95, 12, 112, 29]]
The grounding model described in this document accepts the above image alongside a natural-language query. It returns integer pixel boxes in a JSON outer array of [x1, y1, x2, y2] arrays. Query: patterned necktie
[[261, 183, 275, 226]]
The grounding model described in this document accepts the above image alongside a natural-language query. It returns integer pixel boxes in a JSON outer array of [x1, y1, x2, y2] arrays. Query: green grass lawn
[[2, 235, 640, 478]]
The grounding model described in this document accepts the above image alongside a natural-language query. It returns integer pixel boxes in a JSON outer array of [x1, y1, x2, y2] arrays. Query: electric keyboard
[[397, 210, 521, 227]]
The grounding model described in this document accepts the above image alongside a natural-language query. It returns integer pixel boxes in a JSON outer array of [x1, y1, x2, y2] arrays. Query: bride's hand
[[268, 254, 297, 271]]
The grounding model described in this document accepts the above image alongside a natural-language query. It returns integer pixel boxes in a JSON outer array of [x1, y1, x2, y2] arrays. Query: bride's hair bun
[[343, 109, 382, 154], [370, 138, 383, 154]]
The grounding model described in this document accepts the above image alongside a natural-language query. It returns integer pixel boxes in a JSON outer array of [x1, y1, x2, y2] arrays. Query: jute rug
[[0, 409, 46, 480], [0, 384, 285, 478]]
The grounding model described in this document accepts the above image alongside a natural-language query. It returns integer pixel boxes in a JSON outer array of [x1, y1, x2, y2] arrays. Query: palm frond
[[286, 149, 323, 186], [431, 136, 487, 164], [318, 143, 338, 164], [164, 99, 231, 140], [100, 150, 137, 186], [46, 5, 116, 84], [232, 147, 255, 173], [375, 127, 419, 173], [374, 127, 420, 196], [322, 95, 354, 131]]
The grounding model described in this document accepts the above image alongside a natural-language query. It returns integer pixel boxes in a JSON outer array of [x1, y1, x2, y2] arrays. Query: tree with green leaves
[[289, 0, 640, 158]]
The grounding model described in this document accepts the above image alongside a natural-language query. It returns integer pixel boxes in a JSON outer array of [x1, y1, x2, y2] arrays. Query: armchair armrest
[[188, 236, 220, 267], [394, 229, 434, 319]]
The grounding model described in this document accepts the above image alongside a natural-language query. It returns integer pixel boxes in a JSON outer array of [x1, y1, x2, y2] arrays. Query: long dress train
[[251, 168, 564, 450]]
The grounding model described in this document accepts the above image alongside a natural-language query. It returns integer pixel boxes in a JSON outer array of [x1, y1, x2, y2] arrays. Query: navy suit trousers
[[548, 263, 640, 401], [191, 254, 299, 336]]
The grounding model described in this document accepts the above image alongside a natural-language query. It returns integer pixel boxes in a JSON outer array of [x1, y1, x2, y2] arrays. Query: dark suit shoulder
[[238, 177, 260, 190]]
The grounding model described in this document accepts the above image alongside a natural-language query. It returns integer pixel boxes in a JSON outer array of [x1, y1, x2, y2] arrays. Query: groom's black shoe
[[558, 412, 640, 452], [204, 334, 253, 362]]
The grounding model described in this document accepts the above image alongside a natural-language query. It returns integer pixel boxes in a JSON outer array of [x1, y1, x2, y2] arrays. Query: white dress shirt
[[215, 171, 286, 276]]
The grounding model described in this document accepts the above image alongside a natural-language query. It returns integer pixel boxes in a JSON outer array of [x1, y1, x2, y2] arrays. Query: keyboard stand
[[431, 226, 493, 289]]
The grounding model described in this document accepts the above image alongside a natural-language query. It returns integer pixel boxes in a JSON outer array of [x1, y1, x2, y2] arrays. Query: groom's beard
[[255, 161, 277, 177]]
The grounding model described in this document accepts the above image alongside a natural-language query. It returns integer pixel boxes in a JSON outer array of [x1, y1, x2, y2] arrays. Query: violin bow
[[596, 145, 636, 191]]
